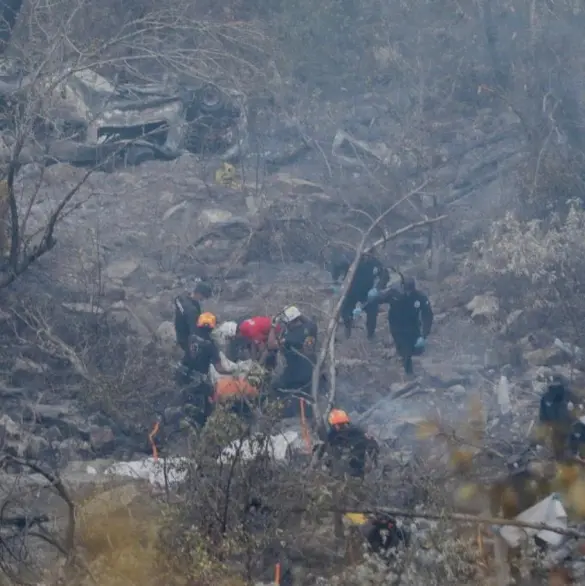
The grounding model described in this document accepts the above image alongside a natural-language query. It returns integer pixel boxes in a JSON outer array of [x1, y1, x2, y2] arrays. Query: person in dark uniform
[[268, 306, 319, 417], [358, 276, 433, 375], [177, 311, 230, 426], [330, 251, 390, 339], [539, 375, 582, 460], [269, 306, 318, 392], [174, 280, 213, 353], [315, 408, 379, 479]]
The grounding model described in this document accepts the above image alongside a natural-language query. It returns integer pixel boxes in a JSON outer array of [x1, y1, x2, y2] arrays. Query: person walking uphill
[[174, 280, 213, 353], [358, 276, 433, 375], [330, 251, 390, 339]]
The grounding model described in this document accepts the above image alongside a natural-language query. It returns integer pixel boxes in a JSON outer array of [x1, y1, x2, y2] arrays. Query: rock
[[220, 280, 254, 301], [58, 438, 92, 464], [448, 384, 466, 395], [271, 173, 325, 195], [104, 259, 139, 281], [62, 302, 104, 314], [423, 363, 470, 387], [44, 425, 63, 443], [524, 346, 568, 367], [198, 208, 234, 228], [23, 403, 90, 439], [156, 321, 176, 352], [466, 293, 499, 320], [0, 414, 20, 439], [22, 435, 51, 459], [104, 288, 126, 302], [89, 425, 116, 454]]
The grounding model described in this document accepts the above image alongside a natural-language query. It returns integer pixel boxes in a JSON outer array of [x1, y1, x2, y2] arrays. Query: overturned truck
[[0, 67, 247, 170]]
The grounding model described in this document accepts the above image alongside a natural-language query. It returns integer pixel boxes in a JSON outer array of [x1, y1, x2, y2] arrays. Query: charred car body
[[0, 68, 247, 170]]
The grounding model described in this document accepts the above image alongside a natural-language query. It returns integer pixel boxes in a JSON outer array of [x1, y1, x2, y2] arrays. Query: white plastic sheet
[[218, 430, 301, 465], [497, 494, 568, 548], [103, 456, 190, 488]]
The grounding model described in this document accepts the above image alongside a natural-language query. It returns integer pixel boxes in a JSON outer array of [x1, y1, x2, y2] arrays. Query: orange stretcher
[[212, 376, 260, 403]]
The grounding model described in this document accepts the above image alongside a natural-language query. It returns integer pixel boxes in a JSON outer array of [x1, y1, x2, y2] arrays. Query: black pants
[[180, 376, 214, 427], [341, 295, 378, 339], [391, 331, 419, 374]]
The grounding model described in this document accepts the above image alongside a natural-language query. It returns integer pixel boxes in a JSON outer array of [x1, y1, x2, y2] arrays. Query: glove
[[414, 337, 426, 350], [367, 287, 379, 301], [352, 307, 363, 319]]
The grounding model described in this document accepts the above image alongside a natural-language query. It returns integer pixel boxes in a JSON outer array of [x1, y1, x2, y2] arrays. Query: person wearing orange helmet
[[316, 408, 379, 479], [178, 311, 231, 426], [174, 279, 213, 353], [182, 312, 231, 376]]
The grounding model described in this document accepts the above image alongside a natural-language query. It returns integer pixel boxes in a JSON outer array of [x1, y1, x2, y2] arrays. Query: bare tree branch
[[310, 178, 446, 428]]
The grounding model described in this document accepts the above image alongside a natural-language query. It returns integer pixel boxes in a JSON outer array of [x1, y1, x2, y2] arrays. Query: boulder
[[198, 208, 234, 228], [89, 425, 116, 454], [465, 293, 499, 320], [524, 346, 568, 367], [104, 259, 140, 281], [156, 321, 176, 352]]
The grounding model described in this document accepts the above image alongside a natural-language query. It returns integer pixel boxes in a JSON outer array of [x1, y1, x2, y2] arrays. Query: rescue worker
[[270, 306, 318, 392], [178, 311, 231, 426], [358, 276, 433, 375], [236, 315, 282, 369], [539, 375, 582, 460], [360, 514, 410, 556], [174, 280, 213, 353], [330, 251, 390, 339], [315, 409, 379, 479], [568, 418, 585, 460]]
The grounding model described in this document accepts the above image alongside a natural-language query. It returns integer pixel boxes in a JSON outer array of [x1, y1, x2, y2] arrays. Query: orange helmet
[[197, 312, 217, 329], [328, 408, 350, 426]]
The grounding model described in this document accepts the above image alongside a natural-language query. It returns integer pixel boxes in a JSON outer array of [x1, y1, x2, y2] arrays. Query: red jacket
[[238, 316, 280, 344]]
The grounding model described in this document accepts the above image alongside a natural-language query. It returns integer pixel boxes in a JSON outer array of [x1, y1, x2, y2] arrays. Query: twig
[[346, 505, 585, 539]]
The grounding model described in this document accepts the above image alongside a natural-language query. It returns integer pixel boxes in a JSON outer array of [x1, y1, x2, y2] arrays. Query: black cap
[[402, 276, 416, 292], [192, 280, 212, 298]]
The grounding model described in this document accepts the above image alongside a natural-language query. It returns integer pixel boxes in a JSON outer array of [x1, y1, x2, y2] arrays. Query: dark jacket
[[323, 424, 379, 478], [375, 287, 433, 339], [331, 253, 390, 303], [174, 295, 202, 352], [182, 327, 221, 375], [281, 317, 318, 377], [539, 382, 578, 426]]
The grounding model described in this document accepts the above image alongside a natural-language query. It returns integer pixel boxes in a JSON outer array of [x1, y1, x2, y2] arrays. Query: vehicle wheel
[[198, 83, 224, 114]]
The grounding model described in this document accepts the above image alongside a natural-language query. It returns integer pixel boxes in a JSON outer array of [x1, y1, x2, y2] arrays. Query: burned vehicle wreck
[[0, 68, 247, 170]]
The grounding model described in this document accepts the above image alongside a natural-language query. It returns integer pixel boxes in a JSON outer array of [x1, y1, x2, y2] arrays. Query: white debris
[[497, 494, 568, 548], [553, 337, 583, 359], [218, 431, 301, 465], [496, 375, 512, 415], [104, 456, 190, 488]]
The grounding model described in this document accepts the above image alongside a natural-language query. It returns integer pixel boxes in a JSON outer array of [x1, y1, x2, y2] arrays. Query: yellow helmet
[[197, 312, 217, 329]]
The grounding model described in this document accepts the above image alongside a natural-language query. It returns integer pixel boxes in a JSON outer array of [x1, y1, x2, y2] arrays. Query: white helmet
[[281, 306, 302, 324], [216, 321, 238, 338]]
